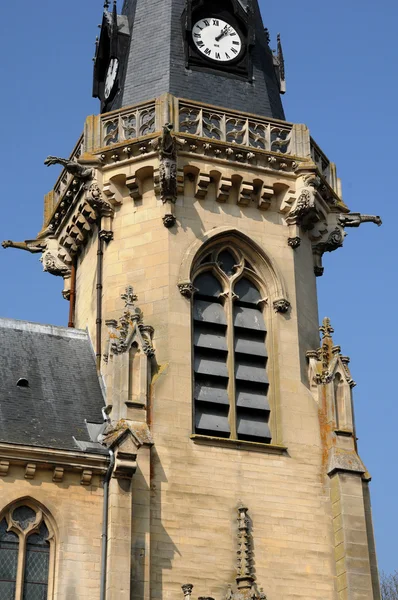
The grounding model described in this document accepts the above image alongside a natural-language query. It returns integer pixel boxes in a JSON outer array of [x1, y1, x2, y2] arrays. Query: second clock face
[[192, 18, 243, 63], [104, 58, 119, 100]]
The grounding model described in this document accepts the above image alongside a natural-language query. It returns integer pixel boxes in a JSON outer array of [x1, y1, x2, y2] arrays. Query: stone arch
[[178, 226, 290, 306], [0, 496, 58, 599]]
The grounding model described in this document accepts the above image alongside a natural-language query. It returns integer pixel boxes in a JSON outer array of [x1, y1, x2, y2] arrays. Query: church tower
[[1, 1, 382, 599]]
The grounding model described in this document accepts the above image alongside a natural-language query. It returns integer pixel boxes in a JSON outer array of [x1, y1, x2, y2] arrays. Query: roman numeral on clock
[[213, 19, 219, 26], [215, 52, 221, 60], [231, 47, 238, 54], [225, 52, 230, 59], [204, 48, 211, 56], [204, 20, 210, 27], [194, 33, 201, 38], [197, 41, 204, 48]]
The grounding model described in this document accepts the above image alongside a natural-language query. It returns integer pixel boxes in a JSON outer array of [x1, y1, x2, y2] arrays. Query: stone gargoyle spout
[[339, 213, 382, 228], [44, 156, 93, 180], [2, 239, 46, 253]]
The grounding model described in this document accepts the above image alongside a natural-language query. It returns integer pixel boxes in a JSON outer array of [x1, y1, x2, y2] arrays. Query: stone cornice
[[0, 442, 109, 482]]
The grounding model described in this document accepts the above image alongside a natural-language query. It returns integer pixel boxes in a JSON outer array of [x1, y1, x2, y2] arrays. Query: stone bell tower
[[2, 1, 382, 599]]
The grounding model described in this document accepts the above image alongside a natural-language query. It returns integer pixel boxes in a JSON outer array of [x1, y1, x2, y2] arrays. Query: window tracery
[[0, 502, 54, 600], [192, 245, 271, 443]]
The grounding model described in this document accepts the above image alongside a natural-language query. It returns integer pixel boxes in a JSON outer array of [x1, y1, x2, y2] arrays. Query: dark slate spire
[[97, 0, 285, 120]]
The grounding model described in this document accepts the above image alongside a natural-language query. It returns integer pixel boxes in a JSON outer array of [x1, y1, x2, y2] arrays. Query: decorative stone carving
[[103, 286, 155, 360], [163, 214, 177, 228], [307, 318, 366, 478], [307, 317, 356, 389], [286, 174, 320, 230], [99, 230, 114, 243], [181, 506, 267, 600], [311, 226, 346, 277], [338, 213, 382, 228], [182, 584, 194, 600], [152, 123, 186, 204], [178, 282, 197, 299], [85, 181, 113, 217], [273, 298, 291, 313], [44, 156, 94, 180], [41, 250, 71, 278], [319, 227, 344, 252], [288, 236, 301, 249], [2, 225, 54, 254], [314, 265, 324, 277]]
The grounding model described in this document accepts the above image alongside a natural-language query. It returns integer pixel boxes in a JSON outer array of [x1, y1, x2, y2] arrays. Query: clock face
[[192, 18, 243, 63], [104, 58, 119, 100]]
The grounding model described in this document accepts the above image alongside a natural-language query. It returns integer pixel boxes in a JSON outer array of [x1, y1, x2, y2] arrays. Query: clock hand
[[215, 25, 229, 42]]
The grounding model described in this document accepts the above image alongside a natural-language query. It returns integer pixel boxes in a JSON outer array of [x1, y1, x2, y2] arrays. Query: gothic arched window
[[192, 245, 271, 443], [0, 502, 54, 600]]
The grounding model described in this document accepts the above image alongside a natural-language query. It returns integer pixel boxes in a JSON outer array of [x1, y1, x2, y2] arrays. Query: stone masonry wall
[[0, 467, 104, 600], [72, 158, 340, 600]]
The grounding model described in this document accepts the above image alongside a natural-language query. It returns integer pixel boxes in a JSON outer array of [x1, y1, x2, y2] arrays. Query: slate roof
[[0, 319, 106, 453], [112, 0, 285, 120]]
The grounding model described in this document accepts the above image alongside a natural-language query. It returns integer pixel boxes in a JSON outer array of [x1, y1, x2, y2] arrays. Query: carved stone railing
[[310, 138, 338, 192], [51, 135, 85, 211], [101, 101, 157, 147], [177, 100, 293, 154]]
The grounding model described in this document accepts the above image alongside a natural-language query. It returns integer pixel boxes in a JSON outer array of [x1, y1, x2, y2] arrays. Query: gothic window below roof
[[192, 245, 271, 444], [0, 502, 54, 600]]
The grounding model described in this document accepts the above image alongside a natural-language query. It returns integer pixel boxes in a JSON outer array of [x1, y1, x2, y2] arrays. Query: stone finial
[[236, 503, 254, 587], [320, 317, 334, 340], [103, 287, 155, 359], [121, 286, 138, 310]]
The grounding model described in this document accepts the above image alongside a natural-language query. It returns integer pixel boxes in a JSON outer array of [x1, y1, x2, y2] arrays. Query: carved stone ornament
[[178, 281, 198, 299], [103, 286, 155, 361], [313, 227, 345, 255], [181, 505, 267, 600], [286, 174, 320, 230], [2, 225, 55, 254], [163, 213, 177, 228], [288, 236, 301, 249], [40, 250, 71, 278], [44, 156, 94, 180], [152, 123, 186, 204], [306, 317, 356, 388], [338, 213, 382, 228], [85, 181, 113, 217], [273, 298, 291, 313]]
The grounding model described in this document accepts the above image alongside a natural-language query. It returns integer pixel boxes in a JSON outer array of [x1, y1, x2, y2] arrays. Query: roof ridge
[[0, 318, 88, 339]]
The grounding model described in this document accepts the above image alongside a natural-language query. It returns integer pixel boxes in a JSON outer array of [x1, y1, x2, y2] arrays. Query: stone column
[[106, 476, 134, 600], [331, 472, 378, 600]]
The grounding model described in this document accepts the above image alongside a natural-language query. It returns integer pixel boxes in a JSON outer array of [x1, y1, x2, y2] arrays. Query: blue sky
[[0, 0, 396, 575]]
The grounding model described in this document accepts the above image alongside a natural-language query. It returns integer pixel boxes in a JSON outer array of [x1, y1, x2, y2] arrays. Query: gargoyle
[[2, 225, 54, 253], [1, 240, 46, 253], [338, 213, 382, 228], [44, 156, 93, 180]]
